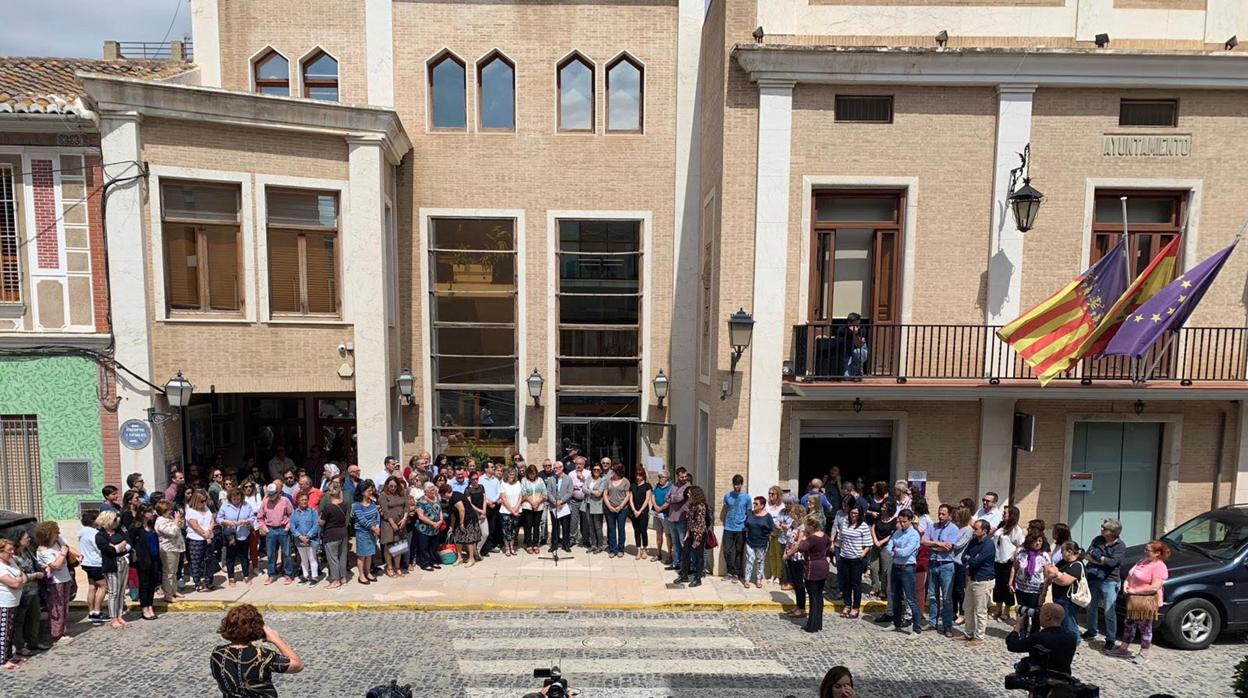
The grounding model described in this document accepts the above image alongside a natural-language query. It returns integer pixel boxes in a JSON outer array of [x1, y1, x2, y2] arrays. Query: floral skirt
[[502, 514, 519, 542], [454, 521, 482, 544]]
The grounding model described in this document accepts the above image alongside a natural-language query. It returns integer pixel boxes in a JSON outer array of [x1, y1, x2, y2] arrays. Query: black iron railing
[[790, 323, 1248, 383], [117, 41, 193, 61]]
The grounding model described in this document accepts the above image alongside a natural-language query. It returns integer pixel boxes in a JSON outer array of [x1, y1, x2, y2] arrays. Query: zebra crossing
[[450, 615, 800, 698]]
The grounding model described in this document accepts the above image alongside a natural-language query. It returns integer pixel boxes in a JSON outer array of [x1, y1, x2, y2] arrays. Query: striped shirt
[[835, 520, 874, 560]]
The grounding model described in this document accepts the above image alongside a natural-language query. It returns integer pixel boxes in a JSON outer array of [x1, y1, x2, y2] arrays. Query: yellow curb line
[[134, 599, 894, 613]]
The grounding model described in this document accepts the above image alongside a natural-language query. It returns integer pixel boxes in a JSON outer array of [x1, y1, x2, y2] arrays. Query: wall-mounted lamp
[[1227, 35, 1239, 51], [1095, 33, 1110, 48], [1006, 144, 1045, 233], [653, 369, 670, 409], [721, 308, 755, 399], [396, 368, 415, 407], [527, 369, 545, 408], [148, 371, 194, 424], [935, 30, 949, 48], [1134, 399, 1145, 416]]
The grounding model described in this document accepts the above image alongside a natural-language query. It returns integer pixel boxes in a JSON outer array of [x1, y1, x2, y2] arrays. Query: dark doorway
[[799, 437, 891, 494], [558, 419, 638, 478]]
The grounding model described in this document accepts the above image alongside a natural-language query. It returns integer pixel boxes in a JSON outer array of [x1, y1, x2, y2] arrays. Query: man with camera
[[1006, 602, 1077, 676]]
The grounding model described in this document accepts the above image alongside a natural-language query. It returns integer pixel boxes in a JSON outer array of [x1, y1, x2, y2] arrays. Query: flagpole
[[1141, 332, 1179, 383]]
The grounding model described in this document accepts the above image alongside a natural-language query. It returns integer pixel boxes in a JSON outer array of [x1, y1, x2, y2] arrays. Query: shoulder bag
[[1069, 561, 1092, 608]]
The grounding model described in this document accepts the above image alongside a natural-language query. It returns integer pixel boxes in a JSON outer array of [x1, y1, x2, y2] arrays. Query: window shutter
[[205, 227, 240, 311], [872, 230, 897, 323], [267, 191, 337, 229], [304, 233, 338, 314], [268, 231, 301, 313], [161, 183, 239, 224], [165, 225, 200, 309]]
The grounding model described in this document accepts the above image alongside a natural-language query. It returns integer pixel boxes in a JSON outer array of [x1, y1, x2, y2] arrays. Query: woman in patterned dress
[[352, 480, 382, 585]]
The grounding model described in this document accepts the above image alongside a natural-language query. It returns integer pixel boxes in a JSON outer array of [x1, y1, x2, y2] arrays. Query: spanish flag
[[1076, 235, 1181, 360], [998, 239, 1129, 385]]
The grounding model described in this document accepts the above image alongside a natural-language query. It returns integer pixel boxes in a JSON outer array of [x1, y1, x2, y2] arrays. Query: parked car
[[1119, 505, 1248, 650], [0, 509, 36, 538]]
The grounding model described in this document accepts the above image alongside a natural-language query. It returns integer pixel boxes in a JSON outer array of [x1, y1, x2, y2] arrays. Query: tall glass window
[[429, 52, 467, 130], [606, 54, 643, 132], [557, 54, 594, 132], [430, 218, 517, 459], [301, 51, 339, 101], [478, 52, 515, 131], [557, 220, 642, 411], [254, 50, 289, 96]]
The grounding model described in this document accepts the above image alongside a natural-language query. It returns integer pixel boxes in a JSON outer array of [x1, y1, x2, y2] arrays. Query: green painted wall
[[0, 355, 104, 520]]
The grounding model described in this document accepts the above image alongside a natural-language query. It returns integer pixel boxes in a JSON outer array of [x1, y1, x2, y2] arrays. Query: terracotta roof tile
[[0, 57, 190, 114]]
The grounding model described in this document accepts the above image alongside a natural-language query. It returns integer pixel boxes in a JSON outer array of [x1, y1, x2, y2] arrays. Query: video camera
[[1004, 647, 1099, 698], [533, 666, 572, 698]]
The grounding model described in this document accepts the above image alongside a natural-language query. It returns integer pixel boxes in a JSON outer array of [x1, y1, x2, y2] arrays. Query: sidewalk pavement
[[72, 550, 892, 613]]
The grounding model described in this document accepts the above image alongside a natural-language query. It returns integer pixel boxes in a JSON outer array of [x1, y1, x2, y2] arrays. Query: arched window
[[253, 50, 289, 96], [429, 51, 466, 130], [477, 52, 515, 131], [557, 53, 594, 132], [607, 54, 643, 132], [302, 51, 339, 101]]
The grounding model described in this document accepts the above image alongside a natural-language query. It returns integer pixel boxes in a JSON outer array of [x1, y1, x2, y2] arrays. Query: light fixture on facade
[[527, 368, 545, 408], [1095, 33, 1110, 48], [147, 371, 194, 424], [935, 30, 949, 48], [852, 397, 864, 413], [782, 360, 794, 376], [1006, 143, 1045, 233], [653, 369, 670, 408], [721, 308, 755, 399], [396, 368, 415, 407], [753, 26, 765, 43], [1227, 35, 1239, 51], [1134, 399, 1146, 416]]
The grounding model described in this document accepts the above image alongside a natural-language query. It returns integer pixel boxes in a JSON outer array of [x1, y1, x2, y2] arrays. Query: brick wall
[[98, 363, 120, 488], [31, 159, 59, 270], [85, 154, 110, 333]]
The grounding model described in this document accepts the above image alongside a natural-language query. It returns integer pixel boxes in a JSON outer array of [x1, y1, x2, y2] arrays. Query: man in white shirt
[[267, 445, 295, 481], [973, 491, 1003, 530], [373, 455, 399, 488], [479, 461, 503, 557]]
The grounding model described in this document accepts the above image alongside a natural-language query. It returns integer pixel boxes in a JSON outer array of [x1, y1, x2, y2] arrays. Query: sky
[[1, 0, 193, 58]]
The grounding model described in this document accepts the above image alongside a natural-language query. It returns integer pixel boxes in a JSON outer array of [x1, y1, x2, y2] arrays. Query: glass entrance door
[[1070, 422, 1162, 548], [557, 418, 637, 476]]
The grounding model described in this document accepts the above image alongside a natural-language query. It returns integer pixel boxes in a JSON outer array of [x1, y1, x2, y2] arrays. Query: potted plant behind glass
[[448, 222, 511, 286]]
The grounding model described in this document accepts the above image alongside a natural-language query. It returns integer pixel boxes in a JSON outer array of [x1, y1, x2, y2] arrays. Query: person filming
[[1006, 602, 1077, 676]]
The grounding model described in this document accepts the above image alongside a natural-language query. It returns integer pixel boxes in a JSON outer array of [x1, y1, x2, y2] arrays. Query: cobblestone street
[[2, 609, 1241, 697]]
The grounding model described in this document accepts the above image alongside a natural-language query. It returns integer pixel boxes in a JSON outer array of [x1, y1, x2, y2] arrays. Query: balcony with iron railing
[[789, 323, 1248, 386]]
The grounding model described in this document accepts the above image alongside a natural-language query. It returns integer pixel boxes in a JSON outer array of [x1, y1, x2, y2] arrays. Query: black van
[[1119, 505, 1248, 650]]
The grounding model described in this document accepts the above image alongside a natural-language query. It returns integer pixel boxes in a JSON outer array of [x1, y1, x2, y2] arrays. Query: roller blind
[[268, 190, 337, 229], [305, 233, 337, 314], [165, 225, 200, 309], [205, 227, 239, 311], [268, 231, 300, 313], [161, 182, 239, 224]]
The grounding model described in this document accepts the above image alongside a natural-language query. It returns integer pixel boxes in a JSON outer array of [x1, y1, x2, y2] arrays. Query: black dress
[[452, 491, 481, 544], [210, 644, 291, 697]]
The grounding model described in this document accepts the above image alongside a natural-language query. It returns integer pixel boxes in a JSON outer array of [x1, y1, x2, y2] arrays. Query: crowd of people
[[0, 450, 1173, 687]]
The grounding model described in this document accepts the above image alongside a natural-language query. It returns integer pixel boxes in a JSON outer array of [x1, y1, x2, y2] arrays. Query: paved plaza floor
[[5, 608, 1242, 697]]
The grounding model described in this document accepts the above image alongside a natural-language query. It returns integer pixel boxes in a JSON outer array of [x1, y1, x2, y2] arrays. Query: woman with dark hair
[[352, 479, 381, 585], [794, 514, 832, 633], [629, 468, 654, 561], [1118, 540, 1171, 664], [834, 504, 872, 618], [11, 530, 47, 655], [125, 506, 160, 620], [743, 496, 774, 588], [210, 604, 303, 696], [500, 467, 523, 557], [1010, 529, 1051, 636], [433, 454, 450, 480], [319, 484, 351, 588], [378, 476, 409, 577], [413, 483, 446, 570], [604, 463, 632, 558], [452, 475, 482, 567], [867, 500, 896, 602], [820, 665, 856, 698], [1045, 540, 1086, 654], [992, 504, 1024, 621], [0, 538, 29, 669], [951, 505, 975, 626], [520, 465, 547, 555], [675, 485, 709, 587], [217, 487, 255, 587], [1052, 522, 1072, 550]]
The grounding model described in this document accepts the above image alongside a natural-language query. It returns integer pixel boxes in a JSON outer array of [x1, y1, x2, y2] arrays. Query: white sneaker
[[906, 630, 921, 642]]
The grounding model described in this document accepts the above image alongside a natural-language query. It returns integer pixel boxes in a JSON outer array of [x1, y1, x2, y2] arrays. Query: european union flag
[[1103, 242, 1238, 358]]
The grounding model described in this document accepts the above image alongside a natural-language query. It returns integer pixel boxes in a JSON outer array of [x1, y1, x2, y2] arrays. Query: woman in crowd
[[1028, 519, 1051, 553], [208, 469, 226, 509], [120, 489, 142, 529], [77, 510, 109, 621], [520, 465, 547, 555], [1052, 522, 1072, 550], [154, 501, 186, 602], [912, 496, 932, 612], [868, 500, 896, 601], [0, 538, 28, 669], [242, 480, 264, 571], [319, 484, 351, 589], [185, 489, 217, 592], [413, 483, 445, 570], [352, 479, 382, 584], [217, 488, 254, 586], [290, 491, 321, 586], [210, 604, 303, 696], [820, 666, 856, 698], [781, 500, 807, 618], [126, 506, 160, 621], [1046, 540, 1086, 654], [630, 467, 653, 560], [675, 485, 708, 587], [11, 530, 47, 655], [585, 464, 607, 554], [604, 464, 632, 558], [894, 481, 913, 515], [796, 514, 832, 633], [992, 504, 1024, 621], [1010, 529, 1051, 635], [466, 472, 488, 558], [378, 476, 409, 577], [1118, 540, 1171, 664], [951, 505, 975, 626], [764, 486, 787, 585], [743, 495, 775, 589], [95, 510, 131, 628], [1084, 518, 1126, 651], [834, 502, 872, 618], [499, 467, 523, 557], [452, 477, 482, 567]]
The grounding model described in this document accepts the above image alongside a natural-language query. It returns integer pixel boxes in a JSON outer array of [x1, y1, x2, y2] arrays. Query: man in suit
[[545, 460, 574, 553]]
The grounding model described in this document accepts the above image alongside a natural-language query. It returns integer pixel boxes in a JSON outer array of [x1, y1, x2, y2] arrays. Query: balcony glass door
[[1069, 421, 1162, 548]]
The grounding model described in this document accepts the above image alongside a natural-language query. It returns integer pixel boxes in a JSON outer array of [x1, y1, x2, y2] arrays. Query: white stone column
[[985, 84, 1036, 377], [364, 0, 395, 107], [745, 79, 794, 494], [190, 0, 222, 88], [101, 113, 162, 489], [347, 135, 395, 470], [978, 398, 1016, 504]]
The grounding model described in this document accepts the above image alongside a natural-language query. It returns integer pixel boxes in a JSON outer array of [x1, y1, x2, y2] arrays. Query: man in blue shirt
[[960, 518, 997, 645], [720, 474, 750, 581], [651, 470, 672, 564], [887, 509, 923, 638], [449, 466, 470, 494], [922, 504, 961, 635]]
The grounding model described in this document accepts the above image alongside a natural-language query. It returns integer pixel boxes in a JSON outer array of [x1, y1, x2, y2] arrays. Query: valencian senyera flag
[[1103, 241, 1238, 358], [1076, 235, 1182, 359], [997, 238, 1130, 385]]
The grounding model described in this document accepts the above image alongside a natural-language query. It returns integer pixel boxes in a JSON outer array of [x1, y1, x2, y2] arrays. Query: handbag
[[1069, 562, 1092, 608], [705, 529, 719, 549], [387, 540, 409, 556], [1126, 592, 1159, 620]]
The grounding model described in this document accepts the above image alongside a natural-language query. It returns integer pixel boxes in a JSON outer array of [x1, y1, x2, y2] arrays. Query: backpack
[[1069, 561, 1092, 608]]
